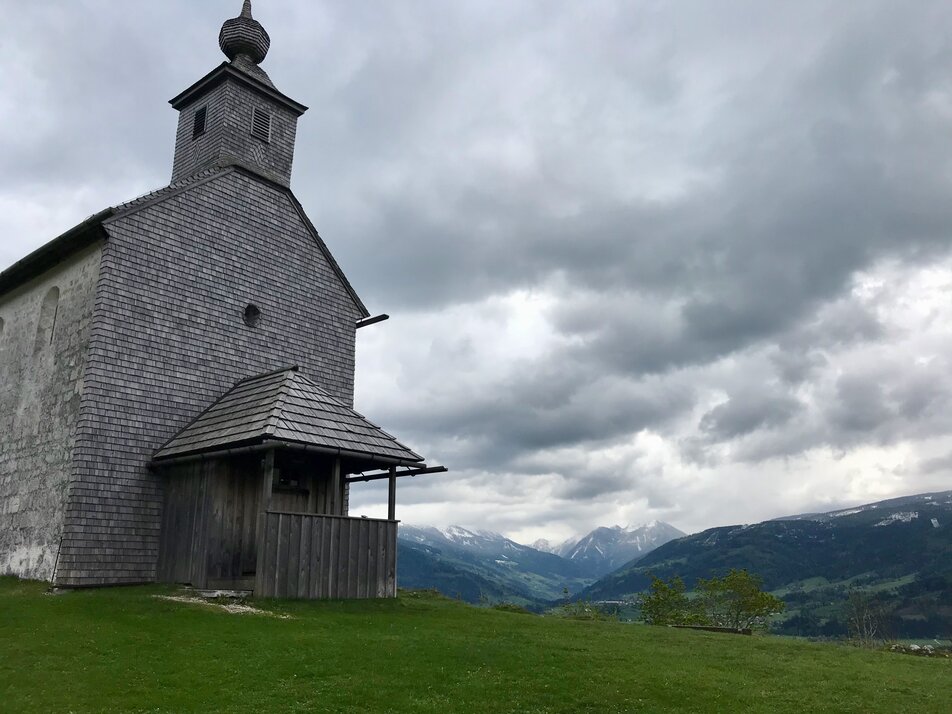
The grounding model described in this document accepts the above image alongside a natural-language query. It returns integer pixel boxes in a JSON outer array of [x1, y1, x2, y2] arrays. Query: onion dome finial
[[219, 0, 271, 65]]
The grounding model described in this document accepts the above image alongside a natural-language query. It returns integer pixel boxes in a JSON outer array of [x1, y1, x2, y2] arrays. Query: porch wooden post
[[255, 448, 276, 595], [260, 449, 275, 512], [387, 465, 397, 521], [330, 457, 342, 516]]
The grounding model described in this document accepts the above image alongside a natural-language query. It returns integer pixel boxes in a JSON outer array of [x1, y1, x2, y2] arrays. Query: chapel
[[0, 1, 440, 598]]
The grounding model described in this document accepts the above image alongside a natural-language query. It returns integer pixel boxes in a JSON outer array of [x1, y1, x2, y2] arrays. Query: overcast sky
[[3, 1, 952, 544]]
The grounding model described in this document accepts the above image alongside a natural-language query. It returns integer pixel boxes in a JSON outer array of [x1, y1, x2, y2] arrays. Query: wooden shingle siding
[[55, 170, 364, 587], [255, 512, 397, 599]]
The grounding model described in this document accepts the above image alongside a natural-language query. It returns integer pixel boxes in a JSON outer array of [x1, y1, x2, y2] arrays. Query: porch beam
[[345, 465, 448, 485], [330, 456, 342, 515]]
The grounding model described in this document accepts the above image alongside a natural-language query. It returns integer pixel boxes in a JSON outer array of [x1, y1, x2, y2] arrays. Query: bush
[[492, 602, 533, 615]]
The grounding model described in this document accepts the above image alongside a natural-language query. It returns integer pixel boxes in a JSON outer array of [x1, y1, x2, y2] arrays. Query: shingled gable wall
[[55, 168, 364, 586]]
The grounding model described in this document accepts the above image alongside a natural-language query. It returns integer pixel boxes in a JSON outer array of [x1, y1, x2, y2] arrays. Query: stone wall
[[0, 243, 102, 581], [55, 168, 363, 586]]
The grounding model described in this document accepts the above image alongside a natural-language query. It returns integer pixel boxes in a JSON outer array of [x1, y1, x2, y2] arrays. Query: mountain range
[[554, 522, 686, 578], [579, 491, 952, 639], [397, 521, 682, 607]]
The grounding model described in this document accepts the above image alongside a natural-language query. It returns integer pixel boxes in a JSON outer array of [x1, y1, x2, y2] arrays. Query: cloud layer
[[3, 0, 952, 542]]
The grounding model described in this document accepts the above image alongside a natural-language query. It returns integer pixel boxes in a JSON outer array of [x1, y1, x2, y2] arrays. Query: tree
[[844, 590, 888, 647], [695, 569, 785, 630], [639, 570, 785, 630], [637, 575, 704, 626]]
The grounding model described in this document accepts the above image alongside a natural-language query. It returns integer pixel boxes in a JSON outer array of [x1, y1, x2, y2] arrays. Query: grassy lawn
[[1, 578, 949, 713]]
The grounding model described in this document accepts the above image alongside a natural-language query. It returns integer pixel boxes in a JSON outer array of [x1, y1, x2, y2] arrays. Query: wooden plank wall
[[255, 512, 397, 599], [156, 461, 209, 587], [204, 458, 260, 589], [157, 456, 261, 590]]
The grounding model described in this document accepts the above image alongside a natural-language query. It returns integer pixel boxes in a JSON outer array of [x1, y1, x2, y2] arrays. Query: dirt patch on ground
[[154, 594, 292, 619]]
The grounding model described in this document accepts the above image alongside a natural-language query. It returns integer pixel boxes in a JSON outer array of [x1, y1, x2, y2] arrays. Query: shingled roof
[[153, 367, 424, 465]]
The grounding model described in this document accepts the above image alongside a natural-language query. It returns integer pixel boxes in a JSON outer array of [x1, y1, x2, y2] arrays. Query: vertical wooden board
[[330, 517, 340, 599], [348, 519, 361, 599], [182, 469, 197, 583], [191, 466, 210, 589], [178, 471, 193, 582], [311, 516, 324, 599], [240, 471, 256, 576], [382, 521, 391, 598], [229, 468, 242, 578], [352, 520, 362, 599], [374, 521, 386, 597], [367, 520, 379, 598], [337, 518, 351, 599], [156, 472, 173, 582], [255, 512, 268, 597], [296, 515, 308, 598], [321, 517, 333, 599], [349, 519, 358, 599], [277, 514, 291, 598], [207, 471, 222, 580], [356, 520, 369, 598], [386, 522, 397, 598], [286, 515, 301, 598], [363, 521, 374, 598], [265, 511, 280, 597], [213, 467, 227, 579], [297, 516, 311, 599], [254, 512, 268, 597], [308, 516, 321, 599], [336, 517, 347, 599], [250, 468, 262, 563]]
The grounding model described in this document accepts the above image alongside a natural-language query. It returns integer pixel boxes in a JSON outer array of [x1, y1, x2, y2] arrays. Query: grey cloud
[[919, 452, 952, 476], [384, 369, 696, 472], [6, 1, 952, 536], [700, 392, 803, 441]]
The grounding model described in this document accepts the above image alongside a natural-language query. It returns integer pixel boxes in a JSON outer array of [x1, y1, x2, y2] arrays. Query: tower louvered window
[[251, 107, 272, 142], [192, 106, 207, 138]]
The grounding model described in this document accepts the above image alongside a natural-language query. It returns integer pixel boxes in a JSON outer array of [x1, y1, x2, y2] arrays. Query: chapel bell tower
[[168, 0, 307, 187]]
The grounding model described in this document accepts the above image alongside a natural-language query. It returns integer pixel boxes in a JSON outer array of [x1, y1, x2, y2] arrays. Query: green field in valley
[[0, 577, 949, 713]]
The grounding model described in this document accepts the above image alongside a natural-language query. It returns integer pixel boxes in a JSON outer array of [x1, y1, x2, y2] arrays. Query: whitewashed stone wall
[[0, 243, 102, 580]]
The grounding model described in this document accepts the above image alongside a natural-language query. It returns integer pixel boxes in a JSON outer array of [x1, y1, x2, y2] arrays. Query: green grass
[[1, 578, 949, 713]]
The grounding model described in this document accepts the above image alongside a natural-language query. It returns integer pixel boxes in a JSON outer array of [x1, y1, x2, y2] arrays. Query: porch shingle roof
[[153, 367, 424, 464]]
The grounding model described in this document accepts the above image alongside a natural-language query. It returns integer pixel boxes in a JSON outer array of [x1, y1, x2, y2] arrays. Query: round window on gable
[[243, 304, 262, 328]]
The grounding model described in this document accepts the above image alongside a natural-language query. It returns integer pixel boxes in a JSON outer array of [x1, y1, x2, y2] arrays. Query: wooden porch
[[156, 449, 401, 598], [152, 367, 446, 600]]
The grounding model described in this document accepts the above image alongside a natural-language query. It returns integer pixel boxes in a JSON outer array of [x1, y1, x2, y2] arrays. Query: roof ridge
[[263, 371, 297, 436], [234, 364, 299, 387], [108, 166, 230, 218]]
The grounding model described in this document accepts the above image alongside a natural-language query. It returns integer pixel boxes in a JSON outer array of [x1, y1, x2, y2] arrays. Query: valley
[[399, 491, 952, 639]]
